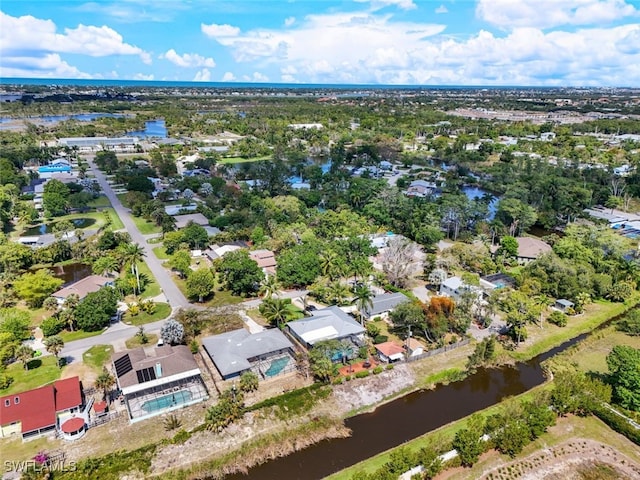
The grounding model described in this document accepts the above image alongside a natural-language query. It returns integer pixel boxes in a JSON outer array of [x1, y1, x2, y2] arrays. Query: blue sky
[[1, 0, 639, 85]]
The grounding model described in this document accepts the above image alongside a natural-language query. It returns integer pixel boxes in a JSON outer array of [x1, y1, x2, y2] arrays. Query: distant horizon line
[[0, 77, 637, 90]]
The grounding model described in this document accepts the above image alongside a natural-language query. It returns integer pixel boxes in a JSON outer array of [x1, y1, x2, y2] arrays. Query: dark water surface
[[31, 262, 92, 285]]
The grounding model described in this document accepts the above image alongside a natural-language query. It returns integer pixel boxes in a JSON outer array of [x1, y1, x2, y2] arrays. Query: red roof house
[[0, 376, 83, 439], [374, 341, 406, 362]]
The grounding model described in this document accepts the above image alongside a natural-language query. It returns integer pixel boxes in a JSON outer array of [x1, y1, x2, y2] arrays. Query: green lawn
[[174, 275, 244, 307], [153, 246, 170, 260], [219, 155, 272, 164], [82, 344, 114, 372], [0, 356, 61, 395], [132, 215, 161, 235], [103, 207, 125, 230], [550, 326, 640, 376], [125, 333, 159, 349], [137, 261, 161, 298], [122, 302, 171, 326], [88, 195, 112, 208], [509, 294, 640, 362], [59, 328, 105, 343]]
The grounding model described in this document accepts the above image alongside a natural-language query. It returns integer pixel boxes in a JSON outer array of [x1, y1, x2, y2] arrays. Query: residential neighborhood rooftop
[[286, 306, 365, 346], [52, 275, 113, 301]]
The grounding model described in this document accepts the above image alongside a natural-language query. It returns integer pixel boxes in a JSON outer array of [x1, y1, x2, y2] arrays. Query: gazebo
[[60, 417, 86, 440]]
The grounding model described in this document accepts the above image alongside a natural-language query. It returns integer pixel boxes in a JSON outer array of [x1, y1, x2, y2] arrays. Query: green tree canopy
[[13, 269, 63, 308], [218, 250, 264, 296], [607, 345, 640, 411]]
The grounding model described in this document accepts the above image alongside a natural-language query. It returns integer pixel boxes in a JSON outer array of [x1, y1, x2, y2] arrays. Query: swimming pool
[[264, 357, 289, 377], [141, 390, 192, 413]]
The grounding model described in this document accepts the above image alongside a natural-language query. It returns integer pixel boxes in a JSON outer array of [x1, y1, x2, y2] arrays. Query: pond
[[461, 185, 498, 218], [125, 119, 167, 138], [225, 328, 598, 480], [31, 262, 92, 285], [23, 217, 96, 236]]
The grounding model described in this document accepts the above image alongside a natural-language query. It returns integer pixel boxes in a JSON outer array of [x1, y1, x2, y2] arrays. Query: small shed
[[554, 299, 574, 312], [374, 341, 405, 363]]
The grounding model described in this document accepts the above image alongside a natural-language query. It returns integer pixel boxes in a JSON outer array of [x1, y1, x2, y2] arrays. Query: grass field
[[122, 302, 171, 326], [82, 344, 114, 372], [152, 246, 170, 260], [174, 275, 244, 307], [125, 333, 159, 349], [219, 155, 271, 164], [132, 215, 161, 235], [88, 195, 112, 208], [508, 294, 640, 362], [59, 328, 104, 343], [548, 325, 640, 376], [137, 261, 161, 298], [0, 355, 61, 396], [103, 207, 125, 230]]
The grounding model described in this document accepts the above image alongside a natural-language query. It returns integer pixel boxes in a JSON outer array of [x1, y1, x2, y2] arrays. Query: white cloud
[[0, 53, 92, 79], [204, 4, 640, 87], [193, 68, 211, 81], [162, 49, 216, 68], [201, 23, 241, 39], [354, 0, 417, 11], [476, 0, 638, 29], [75, 1, 189, 23], [435, 5, 448, 14], [221, 71, 236, 81], [133, 72, 154, 80], [0, 13, 150, 59], [284, 16, 296, 26]]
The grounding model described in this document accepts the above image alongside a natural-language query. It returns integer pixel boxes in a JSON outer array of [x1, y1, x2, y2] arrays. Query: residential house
[[38, 164, 71, 179], [514, 237, 552, 264], [0, 377, 83, 440], [440, 276, 483, 301], [480, 273, 516, 292], [202, 328, 296, 381], [164, 204, 198, 216], [51, 275, 113, 304], [249, 249, 277, 276], [173, 213, 209, 229], [405, 180, 437, 198], [362, 292, 410, 321], [112, 345, 208, 422], [375, 341, 405, 363], [286, 306, 366, 350]]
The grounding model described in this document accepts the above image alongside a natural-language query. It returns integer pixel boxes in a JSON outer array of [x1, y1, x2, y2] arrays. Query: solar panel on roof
[[136, 367, 157, 384], [114, 355, 132, 377]]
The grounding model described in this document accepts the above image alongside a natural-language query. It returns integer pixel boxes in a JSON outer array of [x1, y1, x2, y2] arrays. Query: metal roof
[[286, 306, 364, 346], [363, 292, 410, 317]]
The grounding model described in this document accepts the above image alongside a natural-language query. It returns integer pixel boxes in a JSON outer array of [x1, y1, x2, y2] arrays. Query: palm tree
[[118, 243, 146, 295], [261, 298, 291, 328], [534, 294, 552, 328], [95, 368, 115, 402], [259, 275, 280, 299], [328, 280, 349, 306], [93, 256, 119, 277], [43, 297, 60, 318], [352, 284, 374, 325], [63, 293, 80, 311], [44, 335, 64, 367], [16, 345, 34, 370], [319, 250, 339, 280]]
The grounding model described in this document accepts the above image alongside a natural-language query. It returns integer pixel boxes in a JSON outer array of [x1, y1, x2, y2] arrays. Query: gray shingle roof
[[112, 345, 199, 388], [363, 292, 410, 317], [201, 328, 294, 378], [286, 306, 365, 345]]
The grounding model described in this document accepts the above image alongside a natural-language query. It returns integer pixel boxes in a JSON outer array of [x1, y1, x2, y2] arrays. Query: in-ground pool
[[264, 357, 289, 377], [141, 390, 192, 413]]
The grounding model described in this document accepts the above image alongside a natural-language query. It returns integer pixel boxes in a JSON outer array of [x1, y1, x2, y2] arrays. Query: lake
[[126, 119, 167, 138], [31, 262, 92, 285]]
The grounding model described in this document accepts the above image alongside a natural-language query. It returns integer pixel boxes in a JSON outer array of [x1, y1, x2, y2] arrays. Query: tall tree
[[186, 267, 215, 303], [44, 335, 64, 367], [118, 243, 146, 295], [352, 284, 374, 324]]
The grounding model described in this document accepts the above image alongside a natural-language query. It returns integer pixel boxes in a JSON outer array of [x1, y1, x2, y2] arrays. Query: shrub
[[0, 373, 13, 389], [386, 364, 394, 370], [163, 414, 182, 431], [345, 375, 352, 381], [373, 366, 384, 374], [40, 316, 64, 337], [373, 334, 388, 344], [548, 311, 568, 327], [332, 377, 345, 385], [189, 339, 199, 354], [355, 370, 370, 379], [171, 429, 191, 444]]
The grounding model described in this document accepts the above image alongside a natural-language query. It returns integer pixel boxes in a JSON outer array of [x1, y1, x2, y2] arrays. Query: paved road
[[86, 156, 189, 309]]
